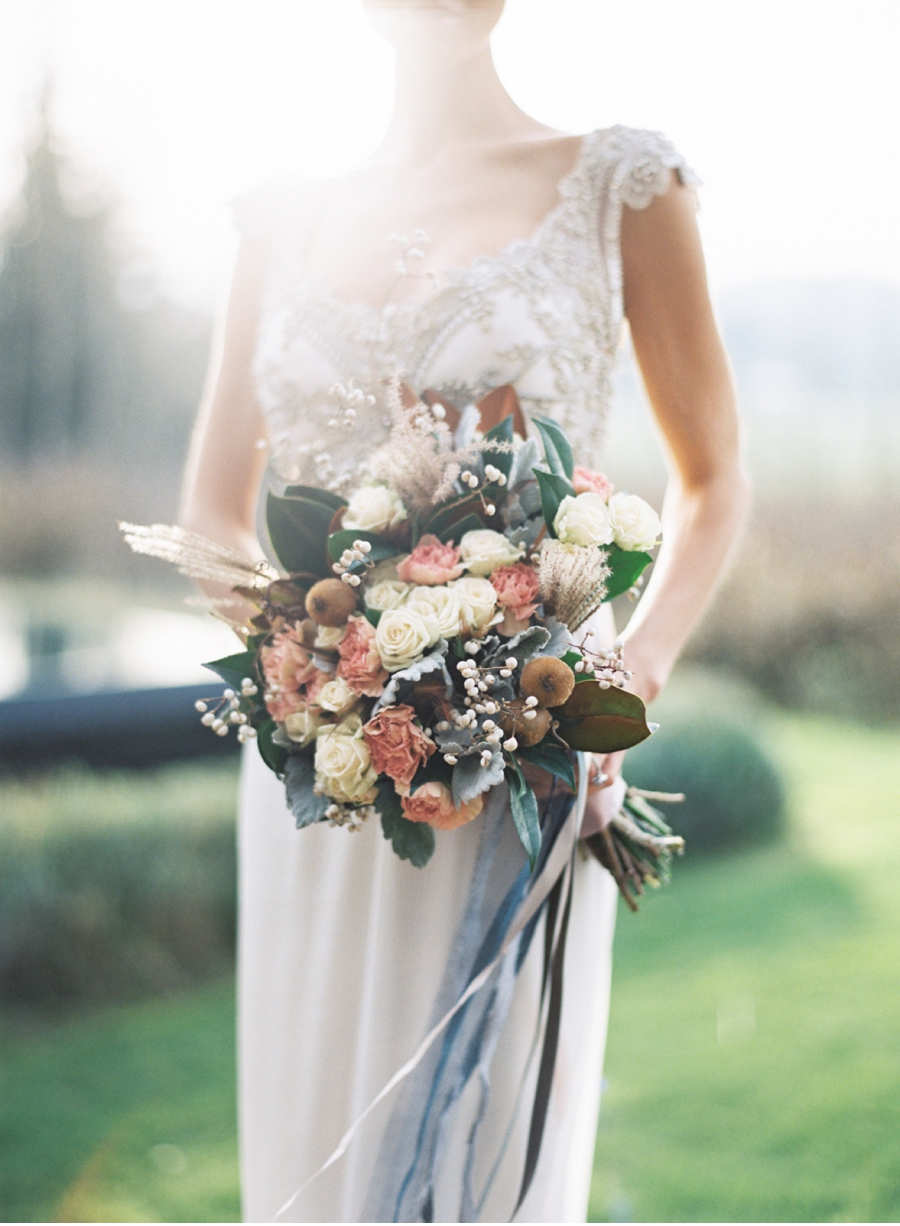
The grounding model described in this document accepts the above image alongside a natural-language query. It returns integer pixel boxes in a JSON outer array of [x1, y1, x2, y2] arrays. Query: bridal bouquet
[[122, 382, 683, 900]]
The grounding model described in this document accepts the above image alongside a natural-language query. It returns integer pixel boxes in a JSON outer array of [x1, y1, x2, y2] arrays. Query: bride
[[182, 1, 749, 1220]]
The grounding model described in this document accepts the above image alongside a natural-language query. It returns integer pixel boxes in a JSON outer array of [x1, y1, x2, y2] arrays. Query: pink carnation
[[337, 615, 389, 697], [490, 562, 541, 621], [572, 467, 613, 499], [396, 535, 464, 586], [363, 704, 435, 788], [260, 627, 318, 721], [400, 780, 484, 831]]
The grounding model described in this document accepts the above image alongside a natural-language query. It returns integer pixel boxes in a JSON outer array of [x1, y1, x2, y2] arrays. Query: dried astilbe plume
[[119, 522, 278, 590], [367, 378, 514, 513], [537, 540, 610, 631]]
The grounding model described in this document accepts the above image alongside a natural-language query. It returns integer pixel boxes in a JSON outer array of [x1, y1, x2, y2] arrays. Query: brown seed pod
[[305, 578, 358, 627], [498, 699, 552, 747], [519, 656, 576, 708]]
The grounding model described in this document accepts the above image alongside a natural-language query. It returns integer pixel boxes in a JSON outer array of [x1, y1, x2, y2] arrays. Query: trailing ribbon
[[273, 758, 589, 1223]]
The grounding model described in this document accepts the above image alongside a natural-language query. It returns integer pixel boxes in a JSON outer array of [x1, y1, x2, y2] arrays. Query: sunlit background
[[1, 2, 899, 1223]]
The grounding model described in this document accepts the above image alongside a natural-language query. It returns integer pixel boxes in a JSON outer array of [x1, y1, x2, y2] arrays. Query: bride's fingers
[[588, 750, 625, 792]]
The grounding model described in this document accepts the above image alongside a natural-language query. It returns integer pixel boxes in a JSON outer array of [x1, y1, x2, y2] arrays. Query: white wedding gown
[[235, 126, 697, 1224]]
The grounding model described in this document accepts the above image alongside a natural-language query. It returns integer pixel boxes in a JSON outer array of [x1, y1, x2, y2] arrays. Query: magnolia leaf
[[514, 741, 576, 792], [282, 484, 348, 512], [451, 747, 505, 807], [531, 416, 574, 481], [423, 494, 484, 541], [203, 650, 259, 690], [505, 762, 541, 870], [257, 719, 289, 776], [266, 491, 334, 577], [326, 529, 396, 564], [483, 414, 516, 478], [534, 469, 574, 532], [604, 543, 653, 602], [552, 681, 653, 753], [284, 753, 329, 827], [378, 780, 435, 867], [439, 513, 485, 545]]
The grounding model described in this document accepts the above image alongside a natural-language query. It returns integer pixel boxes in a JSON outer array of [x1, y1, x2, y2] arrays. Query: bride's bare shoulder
[[232, 175, 329, 241]]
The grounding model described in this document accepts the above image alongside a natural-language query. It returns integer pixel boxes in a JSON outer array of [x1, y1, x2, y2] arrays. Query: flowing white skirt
[[237, 746, 617, 1223]]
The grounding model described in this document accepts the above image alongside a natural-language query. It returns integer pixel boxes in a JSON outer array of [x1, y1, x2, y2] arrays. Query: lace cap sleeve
[[610, 126, 701, 211]]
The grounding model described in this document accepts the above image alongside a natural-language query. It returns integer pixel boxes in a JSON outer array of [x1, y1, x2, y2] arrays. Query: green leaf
[[505, 762, 542, 870], [534, 469, 575, 532], [552, 681, 653, 754], [377, 780, 435, 867], [561, 648, 594, 681], [515, 741, 576, 792], [438, 513, 485, 545], [266, 491, 335, 577], [203, 650, 259, 690], [409, 751, 453, 794], [604, 543, 653, 602], [326, 529, 397, 564], [256, 718, 288, 777], [483, 415, 515, 478], [422, 493, 484, 540], [364, 608, 381, 628], [531, 416, 574, 480], [282, 484, 348, 512]]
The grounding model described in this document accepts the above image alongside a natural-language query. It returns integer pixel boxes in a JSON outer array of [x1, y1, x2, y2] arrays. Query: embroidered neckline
[[290, 128, 610, 328]]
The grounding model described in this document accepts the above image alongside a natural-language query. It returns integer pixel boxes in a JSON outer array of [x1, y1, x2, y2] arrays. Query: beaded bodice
[[236, 126, 697, 491]]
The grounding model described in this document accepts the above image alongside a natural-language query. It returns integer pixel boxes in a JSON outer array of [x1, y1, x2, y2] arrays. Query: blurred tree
[[0, 90, 212, 580]]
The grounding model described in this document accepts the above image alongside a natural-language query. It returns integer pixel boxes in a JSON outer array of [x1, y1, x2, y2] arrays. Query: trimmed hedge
[[0, 763, 237, 1009], [625, 717, 785, 855]]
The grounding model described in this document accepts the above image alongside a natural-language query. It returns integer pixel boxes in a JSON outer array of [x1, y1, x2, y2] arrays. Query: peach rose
[[363, 704, 435, 787], [337, 615, 389, 697], [490, 562, 541, 621], [261, 628, 318, 721], [400, 780, 484, 831], [572, 467, 613, 499], [396, 535, 464, 586]]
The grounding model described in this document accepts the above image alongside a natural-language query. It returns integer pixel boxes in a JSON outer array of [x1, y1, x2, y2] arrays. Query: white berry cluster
[[332, 539, 374, 587], [195, 676, 259, 743]]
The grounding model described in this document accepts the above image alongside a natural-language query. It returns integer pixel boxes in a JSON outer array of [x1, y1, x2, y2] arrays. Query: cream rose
[[364, 579, 411, 613], [315, 676, 359, 716], [375, 607, 441, 672], [553, 492, 614, 547], [607, 492, 662, 552], [406, 585, 464, 640], [458, 528, 524, 576], [450, 575, 499, 632], [282, 704, 326, 748], [314, 714, 379, 804], [314, 624, 347, 649], [343, 485, 407, 533]]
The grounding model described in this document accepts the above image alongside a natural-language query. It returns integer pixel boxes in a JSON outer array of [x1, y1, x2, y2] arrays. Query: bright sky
[[1, 0, 898, 307]]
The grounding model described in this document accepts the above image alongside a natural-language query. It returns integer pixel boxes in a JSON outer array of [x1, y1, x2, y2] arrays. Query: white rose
[[458, 528, 524, 576], [364, 579, 411, 613], [406, 585, 464, 639], [283, 704, 325, 748], [553, 492, 614, 547], [314, 714, 379, 804], [607, 492, 662, 552], [375, 607, 440, 672], [343, 485, 407, 533], [450, 575, 499, 632], [315, 676, 359, 715], [314, 624, 347, 649]]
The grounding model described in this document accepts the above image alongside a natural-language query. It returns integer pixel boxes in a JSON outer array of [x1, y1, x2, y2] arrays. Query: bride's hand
[[580, 751, 626, 838]]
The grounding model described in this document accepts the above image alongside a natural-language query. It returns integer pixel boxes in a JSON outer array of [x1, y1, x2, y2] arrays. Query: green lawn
[[1, 715, 898, 1222]]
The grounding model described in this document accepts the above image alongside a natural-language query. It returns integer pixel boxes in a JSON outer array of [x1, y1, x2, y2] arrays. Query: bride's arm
[[583, 176, 751, 832], [180, 235, 270, 557]]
